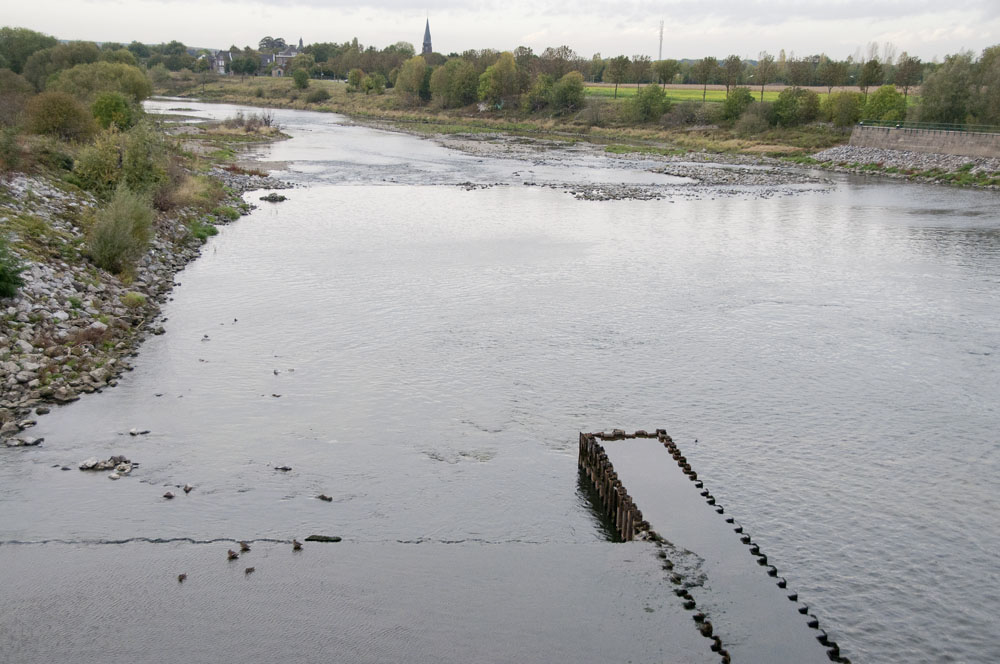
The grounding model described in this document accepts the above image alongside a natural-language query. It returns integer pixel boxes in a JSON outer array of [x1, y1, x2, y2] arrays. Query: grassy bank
[[156, 72, 851, 156]]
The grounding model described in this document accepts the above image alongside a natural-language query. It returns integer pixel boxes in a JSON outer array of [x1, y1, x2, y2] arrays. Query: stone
[[35, 407, 50, 415], [304, 535, 342, 542], [52, 310, 70, 321], [15, 339, 33, 353]]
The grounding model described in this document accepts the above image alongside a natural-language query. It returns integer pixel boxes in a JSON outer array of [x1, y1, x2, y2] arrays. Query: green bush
[[49, 61, 152, 103], [26, 91, 96, 141], [550, 71, 585, 113], [624, 84, 669, 123], [88, 186, 153, 274], [864, 85, 907, 123], [74, 129, 122, 196], [773, 87, 820, 127], [0, 128, 21, 173], [292, 69, 309, 90], [521, 74, 553, 112], [306, 87, 330, 103], [91, 91, 134, 129], [186, 217, 219, 243], [121, 291, 146, 308], [821, 91, 864, 127], [362, 73, 386, 95], [0, 69, 33, 126], [0, 233, 25, 298], [347, 68, 364, 92], [722, 87, 755, 121], [121, 122, 166, 194]]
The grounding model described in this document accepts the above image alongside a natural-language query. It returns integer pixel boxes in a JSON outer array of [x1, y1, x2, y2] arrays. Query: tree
[[606, 55, 630, 98], [817, 59, 848, 93], [722, 55, 742, 96], [773, 87, 819, 126], [654, 59, 680, 88], [0, 26, 58, 74], [787, 57, 813, 86], [49, 62, 153, 104], [630, 54, 651, 89], [821, 91, 864, 126], [858, 58, 883, 102], [973, 45, 1000, 126], [722, 87, 754, 120], [231, 57, 258, 82], [477, 52, 520, 107], [692, 56, 718, 102], [894, 54, 922, 101], [540, 45, 576, 79], [396, 55, 428, 104], [291, 68, 309, 89], [918, 52, 974, 124], [864, 85, 906, 122], [429, 58, 478, 108], [755, 52, 777, 101]]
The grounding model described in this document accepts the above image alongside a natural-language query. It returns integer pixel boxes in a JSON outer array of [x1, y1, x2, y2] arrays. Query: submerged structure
[[579, 429, 850, 663]]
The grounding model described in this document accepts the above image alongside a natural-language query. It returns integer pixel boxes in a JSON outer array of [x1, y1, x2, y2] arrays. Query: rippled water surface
[[2, 101, 999, 663]]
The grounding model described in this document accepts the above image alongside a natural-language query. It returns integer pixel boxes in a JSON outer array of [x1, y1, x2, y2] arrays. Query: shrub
[[0, 69, 33, 127], [121, 291, 146, 308], [362, 73, 386, 95], [186, 218, 219, 243], [661, 101, 700, 127], [254, 86, 264, 98], [864, 85, 907, 123], [88, 186, 153, 274], [49, 61, 152, 103], [722, 87, 755, 121], [624, 84, 669, 123], [121, 122, 167, 194], [0, 233, 25, 298], [91, 91, 134, 130], [306, 87, 330, 103], [292, 69, 309, 90], [550, 71, 585, 113], [0, 128, 21, 173], [74, 129, 122, 196], [429, 59, 477, 108], [825, 92, 863, 127], [347, 68, 364, 92], [26, 91, 96, 141], [521, 74, 553, 112], [773, 87, 820, 127], [734, 103, 773, 137], [212, 205, 240, 221]]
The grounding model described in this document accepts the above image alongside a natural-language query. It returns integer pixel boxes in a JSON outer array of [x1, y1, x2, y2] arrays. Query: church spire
[[422, 18, 432, 55]]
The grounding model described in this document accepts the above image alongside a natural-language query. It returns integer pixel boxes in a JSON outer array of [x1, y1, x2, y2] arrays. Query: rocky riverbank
[[809, 145, 1000, 188], [0, 167, 291, 445]]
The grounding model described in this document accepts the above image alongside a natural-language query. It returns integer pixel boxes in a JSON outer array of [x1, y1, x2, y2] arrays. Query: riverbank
[[157, 74, 1000, 191], [0, 120, 290, 442]]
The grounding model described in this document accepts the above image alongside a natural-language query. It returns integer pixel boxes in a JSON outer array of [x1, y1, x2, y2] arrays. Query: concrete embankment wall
[[850, 125, 1000, 158]]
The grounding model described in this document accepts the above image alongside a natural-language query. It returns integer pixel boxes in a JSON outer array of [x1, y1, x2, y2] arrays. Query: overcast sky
[[6, 0, 999, 61]]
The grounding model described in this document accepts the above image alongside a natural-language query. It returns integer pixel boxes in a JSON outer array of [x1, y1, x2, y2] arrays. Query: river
[[1, 100, 998, 663]]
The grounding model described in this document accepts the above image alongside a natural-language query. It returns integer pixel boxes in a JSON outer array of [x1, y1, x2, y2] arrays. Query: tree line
[[2, 26, 998, 127]]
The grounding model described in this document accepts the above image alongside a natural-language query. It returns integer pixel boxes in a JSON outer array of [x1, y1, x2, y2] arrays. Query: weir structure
[[579, 429, 850, 663]]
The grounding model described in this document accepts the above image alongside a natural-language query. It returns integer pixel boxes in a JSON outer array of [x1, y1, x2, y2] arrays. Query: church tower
[[422, 19, 432, 55]]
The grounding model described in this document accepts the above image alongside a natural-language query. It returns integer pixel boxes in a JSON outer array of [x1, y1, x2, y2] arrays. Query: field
[[585, 85, 784, 103]]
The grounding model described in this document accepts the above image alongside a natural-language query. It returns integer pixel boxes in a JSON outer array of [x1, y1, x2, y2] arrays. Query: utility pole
[[658, 20, 663, 61]]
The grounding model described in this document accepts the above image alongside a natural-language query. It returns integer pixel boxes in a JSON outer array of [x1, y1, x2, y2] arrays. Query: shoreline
[[0, 129, 292, 443]]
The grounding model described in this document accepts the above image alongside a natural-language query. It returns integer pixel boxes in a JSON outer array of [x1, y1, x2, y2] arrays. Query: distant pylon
[[658, 20, 663, 61]]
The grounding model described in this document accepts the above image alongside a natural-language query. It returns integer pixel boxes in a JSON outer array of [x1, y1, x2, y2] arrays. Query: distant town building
[[422, 19, 432, 55]]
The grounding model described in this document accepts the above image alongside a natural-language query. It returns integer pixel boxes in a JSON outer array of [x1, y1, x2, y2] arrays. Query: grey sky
[[5, 0, 998, 61]]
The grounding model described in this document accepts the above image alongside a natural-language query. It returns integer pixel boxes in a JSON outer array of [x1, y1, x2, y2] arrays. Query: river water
[[2, 100, 998, 663]]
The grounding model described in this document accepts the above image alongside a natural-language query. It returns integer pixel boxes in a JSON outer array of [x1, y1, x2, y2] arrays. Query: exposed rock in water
[[304, 535, 342, 542], [259, 193, 288, 202], [79, 455, 132, 471]]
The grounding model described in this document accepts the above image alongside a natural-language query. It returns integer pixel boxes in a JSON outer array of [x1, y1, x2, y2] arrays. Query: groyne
[[579, 429, 850, 663]]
